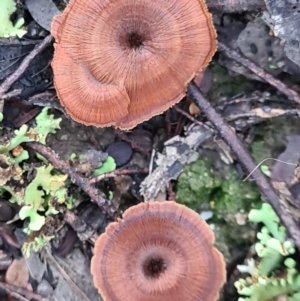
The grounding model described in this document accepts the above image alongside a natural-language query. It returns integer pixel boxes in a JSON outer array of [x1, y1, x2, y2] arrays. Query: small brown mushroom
[[51, 0, 217, 129], [91, 201, 226, 301]]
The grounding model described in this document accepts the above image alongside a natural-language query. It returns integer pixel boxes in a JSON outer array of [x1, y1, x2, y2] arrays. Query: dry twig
[[89, 167, 149, 184], [0, 35, 53, 98], [115, 129, 150, 157], [218, 42, 300, 104], [0, 281, 49, 301], [187, 81, 300, 251], [174, 106, 216, 133], [26, 142, 116, 218], [9, 291, 29, 301]]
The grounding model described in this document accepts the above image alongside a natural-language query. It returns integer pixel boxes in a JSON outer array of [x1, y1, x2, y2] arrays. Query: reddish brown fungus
[[51, 0, 217, 129], [91, 201, 226, 301]]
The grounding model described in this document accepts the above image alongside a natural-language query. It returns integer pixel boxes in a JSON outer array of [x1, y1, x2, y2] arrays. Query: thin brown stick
[[10, 292, 29, 301], [0, 281, 49, 301], [187, 81, 300, 251], [89, 167, 149, 184], [2, 89, 23, 99], [218, 42, 300, 104], [0, 35, 53, 98], [26, 142, 116, 218], [174, 106, 216, 133]]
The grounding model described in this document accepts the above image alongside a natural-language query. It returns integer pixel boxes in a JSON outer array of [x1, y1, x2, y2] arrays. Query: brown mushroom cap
[[51, 0, 217, 129], [52, 45, 130, 126], [91, 201, 226, 301]]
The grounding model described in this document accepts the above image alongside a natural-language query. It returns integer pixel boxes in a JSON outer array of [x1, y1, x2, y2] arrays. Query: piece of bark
[[140, 125, 212, 201], [263, 0, 300, 67]]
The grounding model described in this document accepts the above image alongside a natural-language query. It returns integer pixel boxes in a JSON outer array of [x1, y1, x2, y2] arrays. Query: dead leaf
[[251, 108, 286, 118], [5, 258, 32, 291], [26, 0, 60, 31], [235, 212, 248, 225]]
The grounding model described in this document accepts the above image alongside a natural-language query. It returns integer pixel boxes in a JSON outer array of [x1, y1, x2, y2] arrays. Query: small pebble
[[0, 200, 14, 222], [52, 227, 77, 258], [0, 227, 20, 249], [107, 141, 132, 167], [79, 204, 106, 230], [37, 279, 54, 297], [200, 211, 213, 221]]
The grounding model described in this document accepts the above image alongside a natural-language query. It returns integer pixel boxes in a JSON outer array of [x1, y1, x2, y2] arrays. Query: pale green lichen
[[19, 165, 68, 231], [35, 107, 61, 144], [235, 203, 300, 301], [22, 234, 53, 257], [249, 203, 286, 242], [0, 0, 27, 38], [236, 259, 300, 301], [0, 107, 68, 232], [0, 124, 33, 154], [93, 156, 116, 176]]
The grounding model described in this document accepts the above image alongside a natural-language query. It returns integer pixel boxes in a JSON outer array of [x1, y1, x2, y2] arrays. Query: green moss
[[208, 63, 253, 100], [176, 159, 260, 223], [176, 159, 218, 208]]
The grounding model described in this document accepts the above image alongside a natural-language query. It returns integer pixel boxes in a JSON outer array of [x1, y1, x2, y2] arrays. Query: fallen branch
[[0, 35, 53, 98], [26, 142, 116, 218], [187, 81, 300, 251], [218, 42, 300, 104]]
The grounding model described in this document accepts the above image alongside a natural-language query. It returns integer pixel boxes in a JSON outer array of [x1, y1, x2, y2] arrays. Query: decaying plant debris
[[1, 0, 300, 301]]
